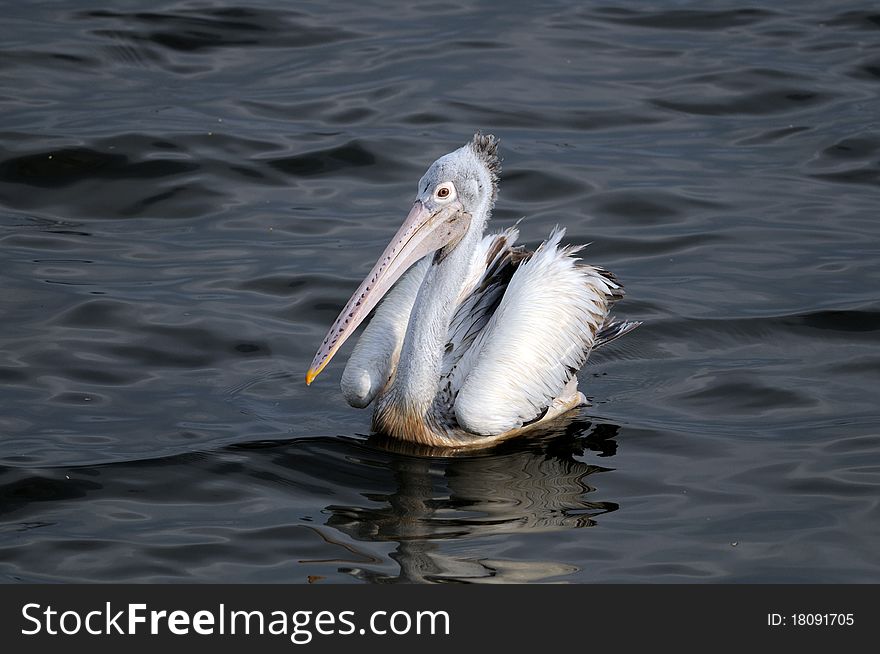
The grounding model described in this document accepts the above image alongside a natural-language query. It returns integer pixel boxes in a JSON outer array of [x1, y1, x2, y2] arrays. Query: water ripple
[[0, 0, 878, 583]]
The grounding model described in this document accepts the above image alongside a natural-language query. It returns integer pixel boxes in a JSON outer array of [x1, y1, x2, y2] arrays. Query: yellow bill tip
[[305, 361, 327, 386]]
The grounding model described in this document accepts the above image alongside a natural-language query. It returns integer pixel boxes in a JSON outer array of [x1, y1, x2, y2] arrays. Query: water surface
[[1, 0, 879, 582]]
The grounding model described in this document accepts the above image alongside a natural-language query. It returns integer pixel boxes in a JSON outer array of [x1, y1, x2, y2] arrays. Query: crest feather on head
[[469, 132, 501, 198]]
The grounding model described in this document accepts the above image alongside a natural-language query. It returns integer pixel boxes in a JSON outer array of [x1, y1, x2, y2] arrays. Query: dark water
[[1, 0, 879, 583]]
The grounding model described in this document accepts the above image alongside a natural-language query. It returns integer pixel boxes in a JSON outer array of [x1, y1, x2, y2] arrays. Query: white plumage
[[308, 134, 639, 448], [453, 227, 620, 435]]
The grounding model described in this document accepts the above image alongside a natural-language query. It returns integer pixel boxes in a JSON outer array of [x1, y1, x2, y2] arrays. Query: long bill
[[306, 200, 469, 385]]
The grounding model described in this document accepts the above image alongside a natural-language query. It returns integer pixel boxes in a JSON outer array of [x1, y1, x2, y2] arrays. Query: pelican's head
[[414, 132, 500, 229], [306, 133, 501, 385]]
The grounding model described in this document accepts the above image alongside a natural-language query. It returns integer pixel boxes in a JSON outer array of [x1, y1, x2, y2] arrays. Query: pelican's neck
[[385, 221, 485, 416]]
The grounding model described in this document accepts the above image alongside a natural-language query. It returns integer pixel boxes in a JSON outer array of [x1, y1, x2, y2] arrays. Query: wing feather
[[451, 227, 625, 435], [443, 226, 526, 373], [593, 318, 642, 349]]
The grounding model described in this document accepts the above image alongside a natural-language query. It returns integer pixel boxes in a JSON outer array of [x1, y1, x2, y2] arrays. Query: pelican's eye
[[434, 183, 456, 201]]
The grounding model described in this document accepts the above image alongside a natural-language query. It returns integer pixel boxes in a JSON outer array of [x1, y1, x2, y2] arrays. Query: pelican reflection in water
[[313, 419, 621, 583], [307, 133, 638, 447]]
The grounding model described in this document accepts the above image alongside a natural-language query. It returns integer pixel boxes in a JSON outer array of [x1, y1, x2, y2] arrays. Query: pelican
[[306, 133, 639, 448]]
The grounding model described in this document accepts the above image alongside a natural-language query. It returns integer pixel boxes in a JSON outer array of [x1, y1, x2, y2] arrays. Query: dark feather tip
[[469, 132, 501, 195]]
